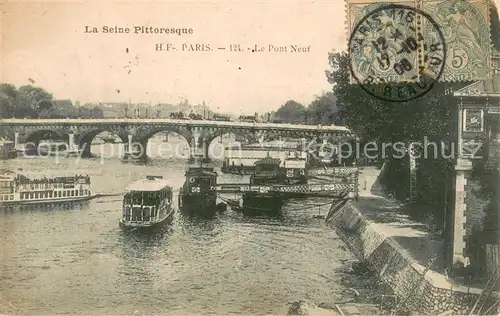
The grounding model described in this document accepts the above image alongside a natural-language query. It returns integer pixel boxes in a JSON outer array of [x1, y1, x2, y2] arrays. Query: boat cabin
[[283, 157, 308, 184], [254, 156, 281, 174], [122, 176, 172, 223], [251, 156, 282, 185], [183, 167, 218, 195]]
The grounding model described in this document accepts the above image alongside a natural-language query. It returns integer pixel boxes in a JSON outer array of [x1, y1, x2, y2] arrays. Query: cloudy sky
[[2, 0, 499, 115]]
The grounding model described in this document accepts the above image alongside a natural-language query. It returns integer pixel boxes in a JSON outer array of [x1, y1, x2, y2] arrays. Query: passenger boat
[[119, 176, 175, 230], [0, 170, 93, 206], [179, 166, 218, 214]]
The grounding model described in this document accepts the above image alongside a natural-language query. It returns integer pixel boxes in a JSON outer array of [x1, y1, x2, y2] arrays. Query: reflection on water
[[0, 139, 353, 315]]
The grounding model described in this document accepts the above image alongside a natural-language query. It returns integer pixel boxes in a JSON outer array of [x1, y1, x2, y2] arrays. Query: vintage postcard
[[0, 1, 499, 315]]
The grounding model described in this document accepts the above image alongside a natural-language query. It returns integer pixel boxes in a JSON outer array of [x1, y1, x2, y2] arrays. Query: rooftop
[[125, 178, 172, 192]]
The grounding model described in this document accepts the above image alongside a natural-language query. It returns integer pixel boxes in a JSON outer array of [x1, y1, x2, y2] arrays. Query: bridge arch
[[135, 128, 192, 160], [206, 130, 257, 147], [25, 129, 66, 146], [77, 129, 126, 158], [19, 129, 68, 156], [205, 131, 258, 161]]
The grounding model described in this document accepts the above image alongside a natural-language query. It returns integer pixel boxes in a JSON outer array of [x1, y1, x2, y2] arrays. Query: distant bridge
[[0, 118, 354, 160]]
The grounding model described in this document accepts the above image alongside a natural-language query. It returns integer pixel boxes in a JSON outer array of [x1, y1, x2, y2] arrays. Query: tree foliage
[[275, 100, 305, 124], [307, 92, 342, 125], [0, 84, 103, 118], [17, 85, 53, 116], [0, 84, 36, 118], [272, 94, 343, 125]]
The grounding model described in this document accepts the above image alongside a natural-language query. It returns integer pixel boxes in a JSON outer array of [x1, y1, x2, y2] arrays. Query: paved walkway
[[354, 167, 484, 294]]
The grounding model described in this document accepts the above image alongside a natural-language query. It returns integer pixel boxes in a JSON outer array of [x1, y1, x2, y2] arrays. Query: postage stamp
[[347, 1, 447, 102], [420, 0, 492, 82], [346, 1, 420, 85]]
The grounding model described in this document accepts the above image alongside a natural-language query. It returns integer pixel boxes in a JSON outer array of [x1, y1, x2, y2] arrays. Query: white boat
[[119, 176, 175, 230], [0, 170, 93, 206]]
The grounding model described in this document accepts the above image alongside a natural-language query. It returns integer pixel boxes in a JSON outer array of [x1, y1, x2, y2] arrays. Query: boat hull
[[179, 193, 217, 215], [242, 192, 284, 214], [119, 209, 175, 230]]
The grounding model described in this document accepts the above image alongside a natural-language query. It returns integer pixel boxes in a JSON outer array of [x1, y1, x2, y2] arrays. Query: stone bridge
[[0, 118, 354, 160]]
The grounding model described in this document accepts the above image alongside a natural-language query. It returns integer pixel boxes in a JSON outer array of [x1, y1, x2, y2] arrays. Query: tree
[[307, 92, 341, 125], [17, 85, 53, 117], [275, 100, 305, 124], [0, 84, 19, 117], [0, 84, 38, 118]]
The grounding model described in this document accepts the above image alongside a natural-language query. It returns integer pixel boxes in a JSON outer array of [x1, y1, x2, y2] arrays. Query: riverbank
[[286, 253, 395, 315], [325, 167, 499, 315]]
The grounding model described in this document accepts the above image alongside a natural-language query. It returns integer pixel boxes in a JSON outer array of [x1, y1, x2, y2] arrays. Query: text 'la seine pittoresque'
[[84, 25, 194, 36]]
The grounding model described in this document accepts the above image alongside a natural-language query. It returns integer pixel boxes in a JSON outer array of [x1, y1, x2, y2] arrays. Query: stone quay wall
[[325, 200, 487, 315]]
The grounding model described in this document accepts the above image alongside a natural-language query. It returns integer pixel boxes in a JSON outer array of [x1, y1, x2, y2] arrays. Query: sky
[[1, 0, 499, 115]]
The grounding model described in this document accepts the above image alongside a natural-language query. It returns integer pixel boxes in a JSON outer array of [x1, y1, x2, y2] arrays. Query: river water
[[0, 138, 355, 315]]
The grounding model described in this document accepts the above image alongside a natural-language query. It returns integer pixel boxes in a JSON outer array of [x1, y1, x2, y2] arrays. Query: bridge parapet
[[0, 119, 352, 132]]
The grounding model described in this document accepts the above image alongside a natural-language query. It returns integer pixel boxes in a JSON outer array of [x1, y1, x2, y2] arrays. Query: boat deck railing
[[14, 174, 91, 185]]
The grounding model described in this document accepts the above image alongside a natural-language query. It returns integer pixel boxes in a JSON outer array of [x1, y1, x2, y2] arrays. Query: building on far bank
[[94, 102, 127, 118]]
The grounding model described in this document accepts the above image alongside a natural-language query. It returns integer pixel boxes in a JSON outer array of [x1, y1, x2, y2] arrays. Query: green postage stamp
[[421, 0, 492, 82], [346, 0, 493, 84]]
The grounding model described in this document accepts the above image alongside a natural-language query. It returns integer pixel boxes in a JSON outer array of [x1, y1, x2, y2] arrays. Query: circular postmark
[[348, 4, 447, 102]]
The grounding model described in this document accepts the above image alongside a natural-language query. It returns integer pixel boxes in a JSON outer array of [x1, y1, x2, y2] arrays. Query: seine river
[[0, 138, 355, 315]]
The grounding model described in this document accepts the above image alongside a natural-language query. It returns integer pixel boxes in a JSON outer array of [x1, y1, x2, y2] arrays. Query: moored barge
[[179, 166, 218, 214]]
